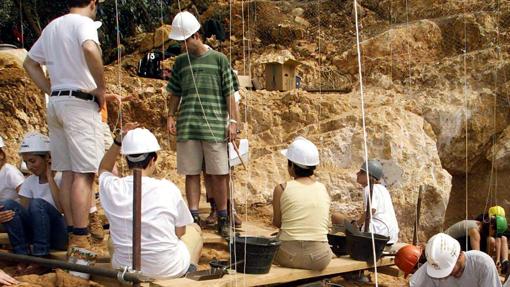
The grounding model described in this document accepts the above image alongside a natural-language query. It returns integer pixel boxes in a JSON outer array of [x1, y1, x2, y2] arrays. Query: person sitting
[[332, 160, 399, 245], [0, 135, 25, 205], [272, 136, 332, 271], [98, 125, 203, 279], [0, 132, 67, 275], [409, 233, 501, 286]]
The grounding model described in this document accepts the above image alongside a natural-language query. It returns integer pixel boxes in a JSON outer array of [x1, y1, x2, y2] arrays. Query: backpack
[[137, 50, 163, 79]]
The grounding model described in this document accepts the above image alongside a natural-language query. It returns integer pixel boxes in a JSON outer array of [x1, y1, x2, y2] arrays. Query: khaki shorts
[[47, 96, 105, 173], [274, 240, 332, 271], [177, 141, 229, 175], [181, 223, 203, 265], [102, 122, 113, 150]]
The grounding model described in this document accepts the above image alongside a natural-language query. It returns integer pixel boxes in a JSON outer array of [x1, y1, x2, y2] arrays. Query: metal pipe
[[133, 168, 142, 287], [0, 252, 152, 283]]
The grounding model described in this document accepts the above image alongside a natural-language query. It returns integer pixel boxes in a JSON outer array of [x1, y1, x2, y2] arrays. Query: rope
[[112, 0, 132, 270], [462, 1, 469, 251], [19, 0, 24, 49], [353, 0, 379, 285]]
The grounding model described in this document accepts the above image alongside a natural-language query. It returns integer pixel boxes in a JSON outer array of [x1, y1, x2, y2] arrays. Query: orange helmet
[[395, 244, 423, 277]]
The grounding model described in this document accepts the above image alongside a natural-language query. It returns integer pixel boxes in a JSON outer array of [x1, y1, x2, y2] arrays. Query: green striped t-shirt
[[167, 50, 235, 142]]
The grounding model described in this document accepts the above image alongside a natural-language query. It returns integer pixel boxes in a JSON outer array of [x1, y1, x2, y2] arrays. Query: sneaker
[[88, 211, 105, 241], [217, 216, 231, 238]]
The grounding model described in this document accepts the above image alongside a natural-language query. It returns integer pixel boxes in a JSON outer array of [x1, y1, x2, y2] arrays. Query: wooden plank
[[378, 265, 403, 277], [150, 256, 395, 287], [202, 221, 277, 244]]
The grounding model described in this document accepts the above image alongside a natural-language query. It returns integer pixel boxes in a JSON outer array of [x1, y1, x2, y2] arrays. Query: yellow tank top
[[279, 180, 330, 242]]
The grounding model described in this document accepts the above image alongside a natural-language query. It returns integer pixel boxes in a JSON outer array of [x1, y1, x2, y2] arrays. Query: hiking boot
[[89, 211, 105, 241], [67, 234, 92, 256], [217, 216, 231, 238], [192, 214, 202, 227], [205, 210, 217, 226]]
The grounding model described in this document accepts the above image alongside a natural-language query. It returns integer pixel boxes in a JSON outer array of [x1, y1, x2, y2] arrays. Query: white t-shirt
[[19, 173, 62, 210], [409, 250, 502, 287], [362, 184, 399, 244], [99, 172, 194, 279], [0, 164, 25, 202], [28, 13, 101, 91]]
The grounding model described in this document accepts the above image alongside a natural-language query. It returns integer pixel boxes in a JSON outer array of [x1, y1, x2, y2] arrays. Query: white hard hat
[[0, 136, 4, 148], [19, 132, 50, 154], [280, 136, 319, 167], [121, 128, 161, 161], [425, 233, 460, 278], [169, 11, 201, 41]]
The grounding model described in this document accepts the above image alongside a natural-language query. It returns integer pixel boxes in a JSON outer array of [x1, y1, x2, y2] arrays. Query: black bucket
[[327, 233, 348, 256], [229, 236, 281, 274], [346, 229, 389, 262]]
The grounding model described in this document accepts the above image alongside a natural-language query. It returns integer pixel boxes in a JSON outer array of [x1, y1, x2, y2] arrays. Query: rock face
[[0, 49, 47, 165]]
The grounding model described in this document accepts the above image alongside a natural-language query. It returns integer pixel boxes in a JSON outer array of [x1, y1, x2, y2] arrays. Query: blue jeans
[[1, 199, 67, 256], [1, 200, 31, 255], [29, 198, 67, 256]]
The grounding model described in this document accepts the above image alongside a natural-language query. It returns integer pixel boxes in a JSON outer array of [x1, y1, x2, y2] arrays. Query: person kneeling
[[272, 136, 332, 271], [99, 125, 203, 279], [2, 132, 67, 275]]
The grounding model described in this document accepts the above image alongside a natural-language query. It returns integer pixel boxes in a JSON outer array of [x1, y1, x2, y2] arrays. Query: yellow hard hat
[[489, 206, 505, 218]]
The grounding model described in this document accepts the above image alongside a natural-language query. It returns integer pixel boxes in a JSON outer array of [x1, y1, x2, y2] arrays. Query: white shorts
[[102, 122, 113, 150], [47, 96, 104, 173]]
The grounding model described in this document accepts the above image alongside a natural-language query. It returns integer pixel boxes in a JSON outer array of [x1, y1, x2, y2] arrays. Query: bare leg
[[71, 173, 94, 229], [186, 175, 201, 210], [496, 237, 502, 265], [488, 237, 497, 260], [468, 227, 481, 250], [502, 236, 509, 262], [60, 171, 73, 226], [210, 175, 228, 211]]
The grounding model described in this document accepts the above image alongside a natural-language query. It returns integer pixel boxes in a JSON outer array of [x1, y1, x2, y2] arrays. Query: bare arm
[[82, 40, 105, 109], [175, 226, 186, 238], [272, 183, 285, 228], [23, 57, 51, 95], [99, 122, 139, 175], [166, 93, 181, 135]]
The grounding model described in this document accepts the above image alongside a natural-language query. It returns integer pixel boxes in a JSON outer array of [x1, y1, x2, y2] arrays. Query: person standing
[[23, 0, 106, 252], [166, 11, 239, 237]]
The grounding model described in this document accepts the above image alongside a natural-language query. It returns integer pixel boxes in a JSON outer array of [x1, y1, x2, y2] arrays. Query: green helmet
[[496, 215, 508, 235], [360, 160, 384, 180]]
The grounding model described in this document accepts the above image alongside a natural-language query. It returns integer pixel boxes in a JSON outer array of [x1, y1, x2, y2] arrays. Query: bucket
[[68, 247, 97, 279], [327, 233, 348, 256], [346, 229, 389, 262], [229, 236, 280, 274]]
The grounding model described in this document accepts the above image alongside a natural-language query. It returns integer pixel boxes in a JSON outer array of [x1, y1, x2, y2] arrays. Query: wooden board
[[151, 256, 395, 287], [202, 221, 278, 245]]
